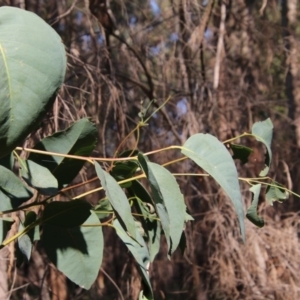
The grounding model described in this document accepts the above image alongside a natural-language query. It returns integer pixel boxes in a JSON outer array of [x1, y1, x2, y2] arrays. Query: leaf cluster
[[0, 6, 294, 299]]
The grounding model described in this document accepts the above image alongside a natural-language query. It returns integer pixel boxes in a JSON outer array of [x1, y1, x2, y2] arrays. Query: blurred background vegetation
[[1, 0, 300, 299]]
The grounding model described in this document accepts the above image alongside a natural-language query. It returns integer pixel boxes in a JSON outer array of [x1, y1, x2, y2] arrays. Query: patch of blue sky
[[149, 45, 161, 56], [149, 0, 161, 16], [204, 28, 213, 40], [97, 33, 105, 45], [76, 11, 83, 24], [81, 34, 91, 49], [176, 98, 188, 116], [169, 32, 179, 42], [129, 15, 137, 26]]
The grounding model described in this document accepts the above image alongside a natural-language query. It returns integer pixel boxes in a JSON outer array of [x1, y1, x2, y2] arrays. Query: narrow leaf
[[138, 154, 186, 255], [252, 118, 273, 176], [17, 212, 39, 263], [114, 219, 153, 299], [95, 162, 136, 239], [182, 134, 245, 241], [246, 184, 264, 228], [18, 223, 32, 261], [0, 165, 33, 211], [42, 211, 103, 289], [29, 118, 97, 187], [42, 200, 91, 228]]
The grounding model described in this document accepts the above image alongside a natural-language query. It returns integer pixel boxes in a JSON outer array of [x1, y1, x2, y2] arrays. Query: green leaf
[[95, 162, 136, 239], [185, 212, 194, 222], [266, 182, 289, 205], [113, 219, 153, 300], [110, 149, 139, 186], [246, 184, 264, 228], [20, 159, 58, 195], [0, 152, 14, 170], [139, 290, 151, 300], [0, 7, 66, 158], [24, 211, 40, 242], [147, 219, 161, 262], [29, 119, 97, 187], [93, 198, 113, 219], [129, 181, 161, 261], [110, 161, 139, 188], [229, 144, 253, 165], [0, 165, 33, 211], [18, 224, 32, 261], [182, 134, 245, 241], [138, 154, 186, 255], [252, 118, 273, 176], [42, 200, 91, 228], [17, 212, 39, 263], [0, 217, 14, 243], [42, 211, 103, 289]]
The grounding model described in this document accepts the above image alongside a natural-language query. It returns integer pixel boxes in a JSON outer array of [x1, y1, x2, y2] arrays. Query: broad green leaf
[[29, 119, 97, 187], [266, 182, 289, 205], [0, 217, 14, 243], [114, 219, 153, 300], [42, 200, 91, 228], [42, 211, 103, 289], [229, 144, 253, 165], [0, 7, 66, 158], [246, 184, 264, 228], [0, 165, 33, 211], [138, 154, 186, 255], [252, 118, 273, 176], [182, 134, 245, 241], [20, 159, 58, 195], [95, 162, 136, 239]]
